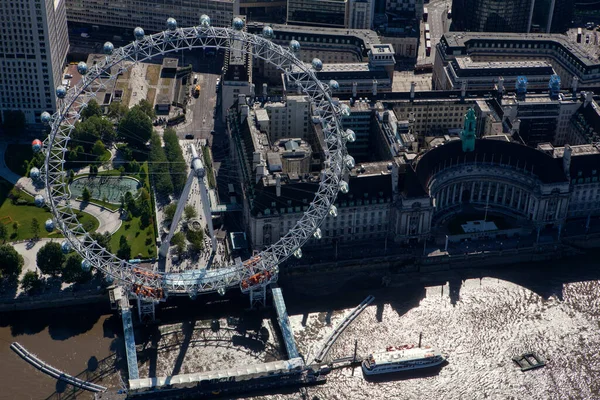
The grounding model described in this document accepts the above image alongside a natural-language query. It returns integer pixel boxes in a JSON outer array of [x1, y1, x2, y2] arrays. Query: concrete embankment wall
[[280, 244, 575, 288], [0, 291, 108, 313]]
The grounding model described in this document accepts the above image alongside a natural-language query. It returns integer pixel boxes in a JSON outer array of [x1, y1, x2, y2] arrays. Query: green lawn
[[0, 179, 99, 241], [4, 144, 33, 176], [109, 216, 156, 259], [108, 161, 157, 259]]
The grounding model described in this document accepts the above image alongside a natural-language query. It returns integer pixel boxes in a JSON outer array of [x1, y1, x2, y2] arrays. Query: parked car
[[185, 134, 194, 139]]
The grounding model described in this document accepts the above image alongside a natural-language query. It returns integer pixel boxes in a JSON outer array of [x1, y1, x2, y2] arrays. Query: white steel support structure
[[41, 20, 350, 303]]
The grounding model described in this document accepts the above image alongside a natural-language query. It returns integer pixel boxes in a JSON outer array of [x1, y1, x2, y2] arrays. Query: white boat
[[362, 345, 446, 375]]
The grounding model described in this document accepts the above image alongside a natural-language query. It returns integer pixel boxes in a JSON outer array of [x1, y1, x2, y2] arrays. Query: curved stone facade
[[416, 139, 571, 227]]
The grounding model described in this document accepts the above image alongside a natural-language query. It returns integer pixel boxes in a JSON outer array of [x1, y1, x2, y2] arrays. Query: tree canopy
[[0, 244, 24, 279], [137, 99, 156, 120], [62, 253, 92, 284], [36, 242, 66, 276], [163, 127, 187, 194], [118, 106, 153, 148], [21, 271, 42, 294], [149, 132, 174, 196], [80, 99, 103, 120]]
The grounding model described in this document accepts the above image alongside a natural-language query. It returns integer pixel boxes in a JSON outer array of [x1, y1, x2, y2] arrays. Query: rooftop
[[441, 32, 599, 67], [246, 22, 381, 49], [415, 138, 568, 186]]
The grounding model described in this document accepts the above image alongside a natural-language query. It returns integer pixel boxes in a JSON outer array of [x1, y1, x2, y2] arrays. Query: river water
[[2, 254, 600, 400]]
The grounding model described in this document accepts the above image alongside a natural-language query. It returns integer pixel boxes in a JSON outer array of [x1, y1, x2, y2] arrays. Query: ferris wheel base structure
[[41, 16, 353, 305]]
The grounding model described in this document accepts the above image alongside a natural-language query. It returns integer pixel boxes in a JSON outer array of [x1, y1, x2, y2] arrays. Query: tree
[[164, 203, 177, 221], [163, 128, 187, 194], [137, 99, 156, 120], [118, 106, 153, 148], [92, 140, 106, 156], [12, 222, 18, 237], [30, 218, 40, 240], [62, 253, 92, 284], [36, 242, 65, 276], [72, 115, 116, 149], [0, 223, 7, 243], [186, 229, 204, 254], [82, 187, 92, 202], [87, 231, 111, 249], [184, 204, 197, 220], [2, 110, 25, 136], [107, 101, 128, 121], [149, 132, 173, 195], [0, 244, 24, 278], [21, 271, 42, 294], [80, 99, 103, 120], [171, 232, 186, 255], [116, 235, 131, 260]]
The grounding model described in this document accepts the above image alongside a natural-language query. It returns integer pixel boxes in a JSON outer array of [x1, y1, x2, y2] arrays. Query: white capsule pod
[[103, 42, 114, 55], [34, 194, 45, 207], [340, 104, 351, 117], [200, 14, 211, 27], [329, 80, 339, 90], [40, 111, 52, 124], [289, 40, 301, 53], [45, 219, 55, 232], [344, 155, 355, 169], [311, 58, 323, 71], [61, 240, 72, 254], [77, 61, 88, 75], [81, 259, 91, 272], [166, 17, 177, 30], [134, 27, 145, 40], [313, 227, 322, 240], [293, 248, 302, 259], [262, 25, 274, 38], [56, 86, 67, 99], [344, 129, 356, 143], [217, 287, 226, 296], [30, 167, 41, 180], [329, 205, 338, 217], [339, 180, 349, 194], [232, 17, 244, 30]]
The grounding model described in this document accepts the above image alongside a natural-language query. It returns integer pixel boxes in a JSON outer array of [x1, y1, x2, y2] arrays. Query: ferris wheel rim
[[42, 24, 349, 298]]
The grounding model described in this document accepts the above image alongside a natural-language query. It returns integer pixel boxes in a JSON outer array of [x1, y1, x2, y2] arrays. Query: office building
[[0, 0, 69, 125], [286, 0, 348, 28], [436, 58, 556, 91], [65, 0, 239, 32], [452, 0, 573, 33], [434, 32, 600, 89], [348, 0, 375, 30], [386, 0, 424, 20], [246, 23, 384, 81]]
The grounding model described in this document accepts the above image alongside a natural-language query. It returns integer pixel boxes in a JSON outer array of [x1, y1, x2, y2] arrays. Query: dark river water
[[2, 253, 600, 400]]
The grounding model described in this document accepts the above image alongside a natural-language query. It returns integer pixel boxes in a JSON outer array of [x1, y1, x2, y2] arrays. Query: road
[[418, 0, 451, 65]]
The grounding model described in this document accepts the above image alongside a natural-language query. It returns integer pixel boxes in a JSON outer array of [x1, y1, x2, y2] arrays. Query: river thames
[[2, 253, 600, 400]]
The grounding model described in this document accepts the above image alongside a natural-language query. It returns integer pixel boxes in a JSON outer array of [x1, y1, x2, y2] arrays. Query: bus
[[447, 9, 452, 19], [423, 7, 428, 22], [577, 27, 583, 43], [426, 40, 432, 56], [424, 23, 430, 33]]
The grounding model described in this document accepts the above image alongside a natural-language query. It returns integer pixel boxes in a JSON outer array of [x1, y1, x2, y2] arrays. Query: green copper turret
[[460, 108, 476, 152]]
